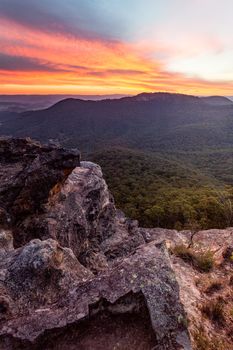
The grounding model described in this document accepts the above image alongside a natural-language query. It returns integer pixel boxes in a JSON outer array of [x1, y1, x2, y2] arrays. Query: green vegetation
[[171, 244, 214, 272], [194, 250, 214, 273], [91, 148, 233, 230], [171, 244, 193, 262]]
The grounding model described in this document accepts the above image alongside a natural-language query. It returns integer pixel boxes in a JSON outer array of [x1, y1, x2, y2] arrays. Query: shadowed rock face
[[0, 138, 194, 349], [0, 237, 190, 350], [0, 137, 80, 247], [20, 292, 158, 350]]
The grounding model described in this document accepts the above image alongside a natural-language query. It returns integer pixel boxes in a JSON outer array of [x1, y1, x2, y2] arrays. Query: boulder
[[0, 239, 191, 350]]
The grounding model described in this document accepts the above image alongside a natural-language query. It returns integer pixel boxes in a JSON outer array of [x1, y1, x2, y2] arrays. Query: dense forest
[[91, 148, 233, 230]]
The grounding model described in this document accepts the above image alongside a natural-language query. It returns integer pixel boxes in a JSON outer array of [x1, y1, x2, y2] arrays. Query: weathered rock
[[43, 161, 144, 271], [0, 239, 191, 350], [0, 139, 192, 349], [0, 230, 14, 254], [0, 137, 80, 247], [0, 137, 143, 270], [45, 161, 118, 264], [164, 227, 233, 349], [1, 238, 92, 309]]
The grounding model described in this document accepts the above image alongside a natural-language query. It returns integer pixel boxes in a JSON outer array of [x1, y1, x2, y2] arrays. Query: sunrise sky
[[0, 0, 233, 95]]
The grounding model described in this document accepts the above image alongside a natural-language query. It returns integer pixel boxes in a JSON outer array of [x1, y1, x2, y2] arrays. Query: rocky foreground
[[0, 138, 232, 349]]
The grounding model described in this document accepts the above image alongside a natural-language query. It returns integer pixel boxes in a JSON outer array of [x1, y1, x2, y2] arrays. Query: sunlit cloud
[[0, 0, 232, 95]]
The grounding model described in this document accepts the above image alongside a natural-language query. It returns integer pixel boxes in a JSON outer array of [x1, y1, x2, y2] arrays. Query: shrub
[[204, 280, 222, 295], [172, 244, 193, 262], [201, 298, 225, 325], [172, 244, 214, 272], [194, 250, 214, 273], [193, 327, 226, 350], [193, 328, 211, 350]]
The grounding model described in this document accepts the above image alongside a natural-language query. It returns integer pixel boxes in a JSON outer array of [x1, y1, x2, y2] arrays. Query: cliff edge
[[0, 138, 232, 349]]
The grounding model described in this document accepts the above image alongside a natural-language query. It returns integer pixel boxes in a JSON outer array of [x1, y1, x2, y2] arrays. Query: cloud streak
[[0, 1, 232, 95], [0, 53, 62, 72], [0, 0, 125, 42]]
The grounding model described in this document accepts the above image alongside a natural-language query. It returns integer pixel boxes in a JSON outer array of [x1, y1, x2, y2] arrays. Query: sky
[[0, 0, 233, 95]]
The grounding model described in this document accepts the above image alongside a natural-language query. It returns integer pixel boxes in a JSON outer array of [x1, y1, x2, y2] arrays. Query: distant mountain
[[1, 92, 233, 153], [0, 91, 233, 182], [201, 96, 233, 106], [0, 94, 128, 112]]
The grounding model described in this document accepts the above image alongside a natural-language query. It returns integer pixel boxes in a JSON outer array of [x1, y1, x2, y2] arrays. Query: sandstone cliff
[[0, 138, 232, 349]]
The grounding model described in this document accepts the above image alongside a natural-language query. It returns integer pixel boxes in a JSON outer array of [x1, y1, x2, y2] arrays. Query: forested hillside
[[91, 148, 233, 229], [1, 92, 233, 229]]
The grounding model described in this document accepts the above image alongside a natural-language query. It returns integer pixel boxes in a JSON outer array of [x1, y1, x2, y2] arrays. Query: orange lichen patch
[[63, 168, 73, 177], [49, 169, 73, 197], [49, 182, 63, 198], [52, 247, 64, 267]]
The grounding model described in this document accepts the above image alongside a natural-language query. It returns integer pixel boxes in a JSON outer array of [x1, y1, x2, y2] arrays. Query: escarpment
[[0, 138, 233, 349]]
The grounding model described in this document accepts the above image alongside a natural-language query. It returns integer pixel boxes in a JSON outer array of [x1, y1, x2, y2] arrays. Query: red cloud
[[0, 18, 232, 95]]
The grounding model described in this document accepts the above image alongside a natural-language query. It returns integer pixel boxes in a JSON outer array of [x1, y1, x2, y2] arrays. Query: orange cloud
[[0, 18, 232, 95]]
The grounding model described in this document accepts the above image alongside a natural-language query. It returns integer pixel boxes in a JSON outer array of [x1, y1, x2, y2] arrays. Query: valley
[[1, 92, 233, 229]]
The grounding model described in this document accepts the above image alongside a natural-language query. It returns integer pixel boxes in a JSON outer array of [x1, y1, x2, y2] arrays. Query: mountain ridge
[[2, 91, 232, 154], [17, 92, 232, 115], [0, 92, 233, 230]]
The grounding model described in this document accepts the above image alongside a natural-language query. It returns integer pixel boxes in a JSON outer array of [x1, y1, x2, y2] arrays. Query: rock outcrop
[[44, 161, 144, 272], [0, 138, 232, 349], [141, 227, 233, 349], [0, 137, 80, 247]]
